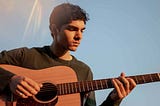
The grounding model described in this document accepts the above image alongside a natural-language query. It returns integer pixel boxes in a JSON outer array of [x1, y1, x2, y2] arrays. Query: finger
[[120, 76, 130, 95], [23, 77, 41, 92], [16, 90, 27, 98], [120, 72, 126, 77], [127, 78, 136, 90], [9, 75, 25, 94], [115, 79, 127, 97], [16, 84, 33, 97], [112, 79, 126, 99], [20, 80, 38, 95]]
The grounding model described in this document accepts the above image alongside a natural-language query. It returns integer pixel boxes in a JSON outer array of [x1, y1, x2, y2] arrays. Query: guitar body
[[0, 65, 81, 106]]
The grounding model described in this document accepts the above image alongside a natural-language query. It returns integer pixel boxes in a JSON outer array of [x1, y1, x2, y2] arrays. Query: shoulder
[[1, 46, 50, 62], [1, 46, 43, 54], [8, 46, 50, 55]]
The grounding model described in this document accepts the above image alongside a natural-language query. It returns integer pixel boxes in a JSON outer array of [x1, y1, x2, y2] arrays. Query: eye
[[66, 26, 78, 31], [81, 29, 85, 33]]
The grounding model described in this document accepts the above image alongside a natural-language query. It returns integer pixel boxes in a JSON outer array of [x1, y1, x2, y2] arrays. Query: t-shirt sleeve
[[0, 48, 26, 94]]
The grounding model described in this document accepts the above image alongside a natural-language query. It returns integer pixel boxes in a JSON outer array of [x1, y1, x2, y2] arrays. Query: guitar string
[[38, 73, 160, 93]]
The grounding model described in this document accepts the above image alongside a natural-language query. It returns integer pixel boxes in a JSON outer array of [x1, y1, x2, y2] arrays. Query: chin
[[69, 48, 77, 51]]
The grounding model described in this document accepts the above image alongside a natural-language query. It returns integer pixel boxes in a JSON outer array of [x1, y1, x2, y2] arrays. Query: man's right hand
[[9, 75, 42, 98]]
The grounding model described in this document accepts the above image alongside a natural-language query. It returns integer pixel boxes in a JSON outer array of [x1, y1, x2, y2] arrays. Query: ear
[[49, 24, 59, 38]]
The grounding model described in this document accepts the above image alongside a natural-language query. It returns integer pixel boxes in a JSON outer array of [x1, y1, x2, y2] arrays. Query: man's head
[[49, 3, 89, 30], [49, 3, 89, 52]]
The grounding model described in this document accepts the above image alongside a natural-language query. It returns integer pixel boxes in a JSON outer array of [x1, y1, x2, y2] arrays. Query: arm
[[0, 50, 16, 94], [9, 75, 42, 98], [0, 49, 42, 98], [0, 67, 15, 94], [100, 72, 136, 106], [83, 68, 122, 106]]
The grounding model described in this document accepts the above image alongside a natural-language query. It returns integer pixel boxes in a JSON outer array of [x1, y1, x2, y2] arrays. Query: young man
[[0, 3, 136, 106]]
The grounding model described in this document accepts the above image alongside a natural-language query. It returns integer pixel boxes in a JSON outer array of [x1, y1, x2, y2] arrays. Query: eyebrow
[[66, 25, 86, 31]]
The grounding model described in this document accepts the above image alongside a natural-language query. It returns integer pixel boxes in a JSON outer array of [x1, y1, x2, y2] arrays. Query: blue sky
[[0, 0, 160, 105]]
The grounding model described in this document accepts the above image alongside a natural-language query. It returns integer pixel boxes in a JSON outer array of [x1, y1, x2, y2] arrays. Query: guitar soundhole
[[34, 82, 57, 102]]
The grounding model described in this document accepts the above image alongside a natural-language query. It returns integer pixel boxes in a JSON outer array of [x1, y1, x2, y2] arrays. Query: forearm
[[100, 97, 121, 106], [0, 67, 15, 94], [100, 91, 122, 106]]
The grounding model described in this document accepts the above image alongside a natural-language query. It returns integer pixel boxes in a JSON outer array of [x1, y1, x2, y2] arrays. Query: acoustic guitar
[[0, 65, 160, 106]]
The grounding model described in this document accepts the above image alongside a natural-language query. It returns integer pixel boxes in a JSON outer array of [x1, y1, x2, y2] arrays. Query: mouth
[[72, 42, 80, 47]]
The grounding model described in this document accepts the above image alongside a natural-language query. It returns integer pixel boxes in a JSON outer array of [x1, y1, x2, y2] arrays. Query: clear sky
[[0, 0, 160, 105]]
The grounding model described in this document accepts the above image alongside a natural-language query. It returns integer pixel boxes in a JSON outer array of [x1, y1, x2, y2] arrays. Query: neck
[[50, 43, 72, 61]]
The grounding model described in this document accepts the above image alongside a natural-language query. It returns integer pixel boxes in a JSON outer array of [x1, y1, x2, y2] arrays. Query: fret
[[62, 84, 65, 95], [69, 83, 73, 93], [107, 79, 113, 88], [82, 82, 85, 92], [66, 83, 69, 94], [60, 84, 63, 95], [140, 75, 145, 84], [70, 83, 72, 93], [135, 76, 139, 84], [152, 73, 160, 82], [67, 83, 70, 94], [101, 80, 106, 89], [95, 80, 98, 90], [133, 75, 146, 84], [98, 80, 102, 89], [64, 83, 67, 94], [100, 80, 103, 89], [77, 82, 81, 92], [96, 80, 100, 89], [58, 84, 62, 95], [77, 82, 82, 92], [91, 80, 95, 90], [87, 81, 92, 91], [77, 82, 80, 93], [132, 76, 139, 84], [85, 81, 88, 91], [142, 75, 146, 83], [72, 83, 77, 92], [149, 74, 153, 82], [86, 81, 89, 91], [104, 79, 108, 89], [143, 74, 151, 83], [157, 73, 160, 80], [90, 81, 94, 91]]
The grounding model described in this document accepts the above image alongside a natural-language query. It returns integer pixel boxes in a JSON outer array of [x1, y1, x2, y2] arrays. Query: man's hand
[[10, 75, 42, 98], [110, 72, 136, 101]]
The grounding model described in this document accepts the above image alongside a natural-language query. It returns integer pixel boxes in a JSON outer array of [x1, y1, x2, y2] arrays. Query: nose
[[74, 30, 82, 40]]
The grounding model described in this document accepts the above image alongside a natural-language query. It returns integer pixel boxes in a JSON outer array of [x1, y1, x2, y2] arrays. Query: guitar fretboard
[[57, 73, 160, 95]]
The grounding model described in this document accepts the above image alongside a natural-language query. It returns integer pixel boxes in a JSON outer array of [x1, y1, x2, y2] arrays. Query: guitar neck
[[57, 73, 160, 95]]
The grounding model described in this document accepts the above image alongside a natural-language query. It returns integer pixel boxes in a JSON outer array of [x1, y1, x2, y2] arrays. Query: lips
[[72, 42, 80, 46]]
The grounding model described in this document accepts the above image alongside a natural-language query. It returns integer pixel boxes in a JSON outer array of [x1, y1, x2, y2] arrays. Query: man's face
[[55, 20, 86, 51]]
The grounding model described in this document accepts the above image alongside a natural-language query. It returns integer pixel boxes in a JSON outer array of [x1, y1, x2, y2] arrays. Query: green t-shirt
[[0, 46, 121, 106]]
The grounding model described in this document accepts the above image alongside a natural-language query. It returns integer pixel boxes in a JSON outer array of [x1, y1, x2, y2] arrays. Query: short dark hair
[[49, 3, 89, 29]]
